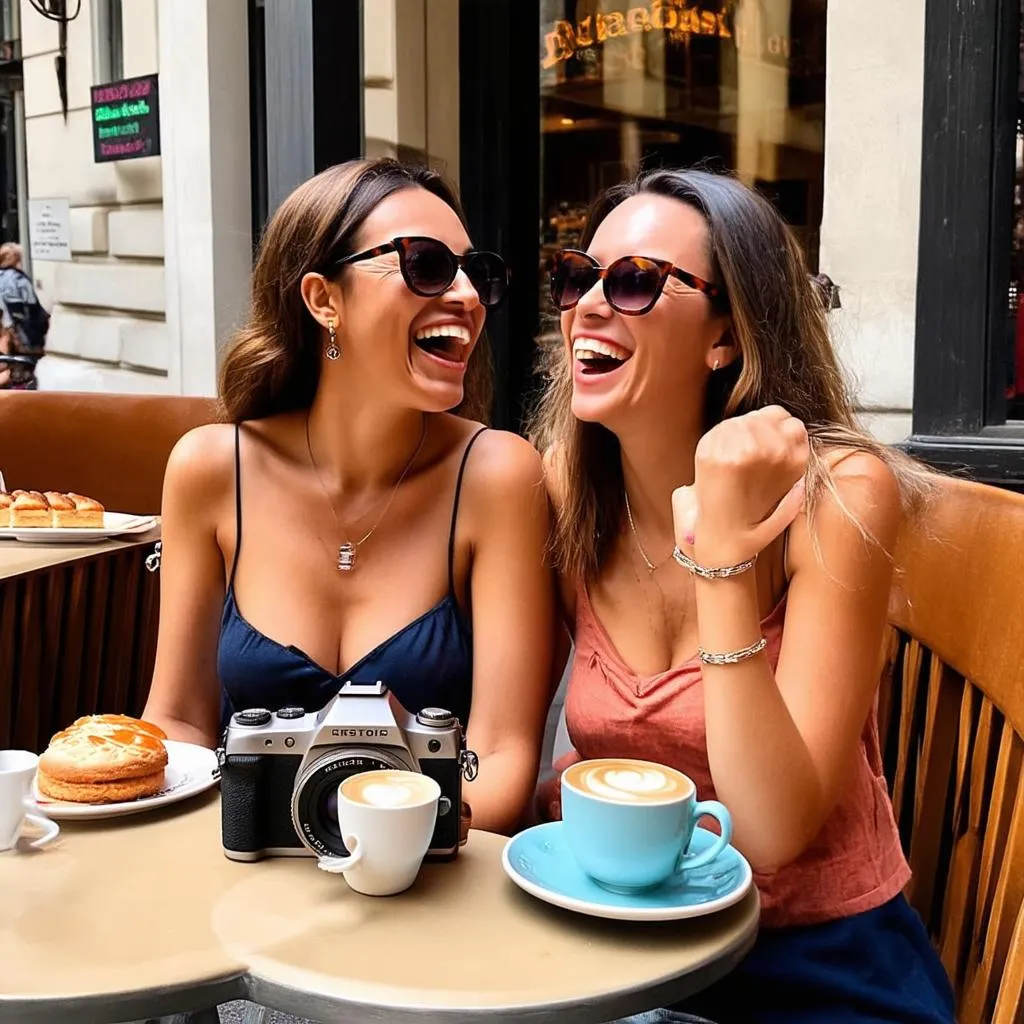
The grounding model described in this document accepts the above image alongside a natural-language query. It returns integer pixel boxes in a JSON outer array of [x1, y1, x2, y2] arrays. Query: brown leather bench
[[0, 391, 221, 513], [0, 391, 222, 751]]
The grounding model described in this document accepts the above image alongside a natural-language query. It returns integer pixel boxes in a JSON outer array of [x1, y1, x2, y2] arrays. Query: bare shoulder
[[162, 422, 237, 509], [824, 448, 902, 537], [790, 448, 902, 575], [465, 427, 546, 498]]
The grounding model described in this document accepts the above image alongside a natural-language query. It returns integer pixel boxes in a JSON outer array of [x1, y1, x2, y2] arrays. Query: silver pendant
[[337, 543, 356, 572]]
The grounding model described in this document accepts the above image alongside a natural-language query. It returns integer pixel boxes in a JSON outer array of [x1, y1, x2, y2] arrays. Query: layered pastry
[[0, 489, 105, 528], [10, 489, 51, 527], [43, 491, 104, 528], [37, 714, 169, 804]]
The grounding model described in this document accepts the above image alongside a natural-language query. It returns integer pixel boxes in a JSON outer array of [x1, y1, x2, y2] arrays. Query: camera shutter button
[[234, 708, 272, 727], [416, 707, 456, 728], [276, 707, 305, 720]]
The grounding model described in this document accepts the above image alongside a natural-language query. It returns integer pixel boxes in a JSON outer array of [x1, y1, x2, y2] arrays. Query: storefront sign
[[90, 74, 161, 163], [542, 0, 789, 69], [27, 198, 71, 262]]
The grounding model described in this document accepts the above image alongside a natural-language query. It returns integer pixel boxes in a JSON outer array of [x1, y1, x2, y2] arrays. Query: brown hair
[[219, 158, 492, 423], [530, 167, 933, 581]]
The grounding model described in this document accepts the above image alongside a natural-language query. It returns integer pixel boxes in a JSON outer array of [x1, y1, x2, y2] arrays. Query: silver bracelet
[[672, 546, 757, 580], [698, 637, 768, 666]]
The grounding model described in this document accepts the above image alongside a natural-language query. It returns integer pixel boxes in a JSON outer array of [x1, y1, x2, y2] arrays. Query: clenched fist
[[672, 406, 809, 567]]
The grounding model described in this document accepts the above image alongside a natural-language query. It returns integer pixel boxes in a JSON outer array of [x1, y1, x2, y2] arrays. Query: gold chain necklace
[[623, 488, 672, 574], [305, 413, 427, 572]]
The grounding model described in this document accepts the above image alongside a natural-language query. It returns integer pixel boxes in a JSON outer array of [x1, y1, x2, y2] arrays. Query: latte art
[[341, 770, 438, 809], [564, 758, 691, 804]]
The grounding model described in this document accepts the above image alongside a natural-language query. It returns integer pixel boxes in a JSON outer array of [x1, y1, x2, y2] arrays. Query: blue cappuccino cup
[[561, 757, 732, 893]]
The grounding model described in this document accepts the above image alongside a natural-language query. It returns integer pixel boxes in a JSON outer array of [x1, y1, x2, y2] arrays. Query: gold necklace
[[623, 488, 672, 574], [305, 413, 427, 572]]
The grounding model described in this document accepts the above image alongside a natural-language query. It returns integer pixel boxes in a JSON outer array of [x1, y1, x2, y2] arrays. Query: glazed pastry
[[0, 492, 11, 528], [10, 489, 51, 528], [44, 491, 104, 528], [37, 714, 169, 804]]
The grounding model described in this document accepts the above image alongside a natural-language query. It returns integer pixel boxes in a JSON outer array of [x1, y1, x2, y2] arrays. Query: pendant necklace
[[305, 412, 427, 572]]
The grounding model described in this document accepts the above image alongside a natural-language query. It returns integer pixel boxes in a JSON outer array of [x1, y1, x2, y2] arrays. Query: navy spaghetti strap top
[[217, 426, 486, 729]]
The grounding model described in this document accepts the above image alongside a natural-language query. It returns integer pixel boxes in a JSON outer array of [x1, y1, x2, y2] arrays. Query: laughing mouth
[[573, 337, 632, 375], [413, 324, 472, 363]]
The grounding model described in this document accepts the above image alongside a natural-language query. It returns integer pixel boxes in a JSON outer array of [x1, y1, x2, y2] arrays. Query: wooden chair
[[883, 475, 1024, 1024]]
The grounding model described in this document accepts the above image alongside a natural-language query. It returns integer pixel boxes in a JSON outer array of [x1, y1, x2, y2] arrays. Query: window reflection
[[539, 0, 827, 322]]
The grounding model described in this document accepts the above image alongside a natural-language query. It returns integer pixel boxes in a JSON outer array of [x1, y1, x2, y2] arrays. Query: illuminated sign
[[542, 0, 790, 69], [90, 74, 161, 163]]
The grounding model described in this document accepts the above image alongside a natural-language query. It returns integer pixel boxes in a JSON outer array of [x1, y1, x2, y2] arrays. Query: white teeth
[[573, 338, 630, 362], [414, 324, 471, 344]]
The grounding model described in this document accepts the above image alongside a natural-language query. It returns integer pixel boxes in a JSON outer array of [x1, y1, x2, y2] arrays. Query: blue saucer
[[502, 821, 753, 921]]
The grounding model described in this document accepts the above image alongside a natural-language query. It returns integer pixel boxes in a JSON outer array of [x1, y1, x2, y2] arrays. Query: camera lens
[[291, 747, 414, 858]]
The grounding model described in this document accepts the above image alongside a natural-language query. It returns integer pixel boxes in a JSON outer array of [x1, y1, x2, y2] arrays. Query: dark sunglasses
[[331, 236, 509, 308], [550, 248, 725, 316]]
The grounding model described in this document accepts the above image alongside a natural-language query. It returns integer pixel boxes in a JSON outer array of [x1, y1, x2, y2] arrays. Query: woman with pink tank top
[[530, 169, 953, 1024]]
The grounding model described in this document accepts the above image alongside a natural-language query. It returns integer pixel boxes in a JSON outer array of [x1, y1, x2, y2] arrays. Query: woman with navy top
[[142, 159, 555, 834]]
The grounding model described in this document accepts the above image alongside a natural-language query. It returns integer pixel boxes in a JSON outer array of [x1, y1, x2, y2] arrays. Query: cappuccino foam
[[564, 758, 690, 804], [341, 770, 437, 809]]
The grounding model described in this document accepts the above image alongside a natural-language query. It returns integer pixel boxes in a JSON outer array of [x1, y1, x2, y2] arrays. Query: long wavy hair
[[219, 158, 492, 423], [530, 168, 933, 582]]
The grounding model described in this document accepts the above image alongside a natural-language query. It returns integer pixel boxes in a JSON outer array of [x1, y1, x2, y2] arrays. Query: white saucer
[[33, 740, 219, 820]]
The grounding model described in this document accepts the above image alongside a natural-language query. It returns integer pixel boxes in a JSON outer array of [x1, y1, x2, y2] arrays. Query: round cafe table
[[0, 790, 759, 1024]]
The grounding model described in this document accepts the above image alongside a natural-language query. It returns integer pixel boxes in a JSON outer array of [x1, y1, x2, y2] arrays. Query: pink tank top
[[563, 584, 910, 929]]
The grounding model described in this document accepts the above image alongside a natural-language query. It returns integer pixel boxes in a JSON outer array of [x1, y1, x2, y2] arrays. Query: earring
[[325, 320, 340, 361], [712, 359, 720, 372]]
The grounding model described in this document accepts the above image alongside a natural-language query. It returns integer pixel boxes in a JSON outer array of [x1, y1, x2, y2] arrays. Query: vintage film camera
[[218, 680, 478, 862]]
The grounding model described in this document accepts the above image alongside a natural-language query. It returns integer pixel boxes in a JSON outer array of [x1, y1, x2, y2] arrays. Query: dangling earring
[[325, 320, 340, 361], [712, 358, 720, 372]]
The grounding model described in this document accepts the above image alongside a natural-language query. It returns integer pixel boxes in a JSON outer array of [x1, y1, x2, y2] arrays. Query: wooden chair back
[[883, 475, 1024, 1023]]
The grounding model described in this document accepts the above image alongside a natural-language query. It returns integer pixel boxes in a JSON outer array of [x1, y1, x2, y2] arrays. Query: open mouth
[[413, 324, 472, 364], [573, 337, 632, 376]]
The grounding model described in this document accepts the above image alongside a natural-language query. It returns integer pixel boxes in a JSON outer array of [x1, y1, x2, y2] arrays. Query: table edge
[[0, 972, 246, 1024], [243, 890, 760, 1024]]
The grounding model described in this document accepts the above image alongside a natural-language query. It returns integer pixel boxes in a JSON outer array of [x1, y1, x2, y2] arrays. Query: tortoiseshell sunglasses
[[550, 248, 725, 316]]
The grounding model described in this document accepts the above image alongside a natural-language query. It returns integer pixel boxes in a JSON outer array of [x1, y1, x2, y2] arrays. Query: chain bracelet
[[672, 546, 756, 580], [698, 637, 768, 666]]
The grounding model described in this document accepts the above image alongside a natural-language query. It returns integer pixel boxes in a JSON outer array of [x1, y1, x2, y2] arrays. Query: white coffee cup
[[0, 750, 59, 852], [316, 769, 440, 896]]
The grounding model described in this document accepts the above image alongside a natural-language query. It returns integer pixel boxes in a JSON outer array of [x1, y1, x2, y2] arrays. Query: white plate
[[33, 739, 219, 820], [0, 511, 157, 544]]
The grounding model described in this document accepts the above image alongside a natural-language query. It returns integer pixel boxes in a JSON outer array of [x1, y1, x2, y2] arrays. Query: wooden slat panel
[[893, 639, 925, 819], [940, 695, 994, 991], [974, 722, 1022, 958], [906, 656, 961, 920], [0, 572, 16, 748], [992, 900, 1024, 1024], [963, 749, 1024, 1024], [1, 545, 161, 752]]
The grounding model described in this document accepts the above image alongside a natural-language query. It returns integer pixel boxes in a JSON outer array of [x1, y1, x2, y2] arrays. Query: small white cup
[[316, 769, 440, 896], [0, 750, 59, 852]]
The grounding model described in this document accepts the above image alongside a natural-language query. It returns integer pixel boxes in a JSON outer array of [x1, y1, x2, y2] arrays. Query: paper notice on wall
[[28, 198, 72, 262]]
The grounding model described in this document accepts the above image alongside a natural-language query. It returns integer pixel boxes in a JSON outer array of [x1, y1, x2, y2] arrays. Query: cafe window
[[909, 0, 1024, 487], [538, 0, 827, 319], [1007, 10, 1024, 421]]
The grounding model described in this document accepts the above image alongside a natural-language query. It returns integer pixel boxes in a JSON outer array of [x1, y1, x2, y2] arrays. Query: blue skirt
[[663, 894, 955, 1024]]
